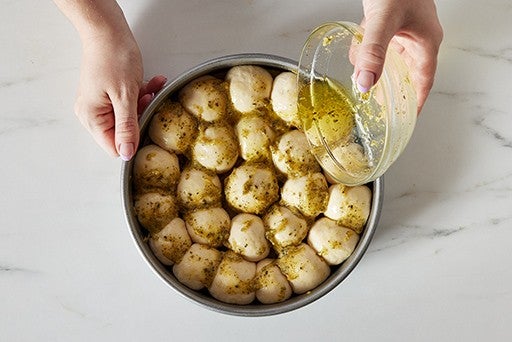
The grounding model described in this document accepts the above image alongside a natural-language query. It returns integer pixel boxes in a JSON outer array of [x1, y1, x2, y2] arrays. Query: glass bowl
[[298, 21, 417, 186]]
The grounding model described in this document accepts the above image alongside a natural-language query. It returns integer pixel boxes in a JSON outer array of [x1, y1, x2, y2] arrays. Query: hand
[[76, 34, 166, 160], [354, 0, 443, 113]]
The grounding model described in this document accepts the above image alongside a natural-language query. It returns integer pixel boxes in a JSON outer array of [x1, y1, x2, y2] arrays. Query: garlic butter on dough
[[132, 64, 374, 306]]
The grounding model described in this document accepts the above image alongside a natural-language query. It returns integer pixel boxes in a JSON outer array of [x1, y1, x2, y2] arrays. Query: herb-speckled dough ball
[[185, 207, 231, 248], [177, 167, 222, 210], [148, 101, 197, 154], [307, 217, 359, 265], [263, 205, 309, 251], [133, 144, 180, 192], [226, 65, 273, 113], [276, 243, 330, 295], [209, 251, 257, 305], [235, 115, 275, 161], [173, 243, 223, 290], [271, 130, 320, 177], [179, 75, 228, 123], [192, 124, 239, 173], [255, 259, 293, 304], [324, 184, 372, 233], [149, 217, 192, 266], [281, 172, 328, 218], [224, 163, 279, 215], [134, 192, 178, 234], [270, 72, 300, 127], [227, 213, 270, 262]]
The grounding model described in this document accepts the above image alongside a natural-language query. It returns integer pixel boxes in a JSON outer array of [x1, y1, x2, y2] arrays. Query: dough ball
[[226, 65, 273, 113], [235, 115, 275, 161], [134, 192, 178, 234], [307, 217, 359, 265], [148, 101, 197, 154], [179, 75, 228, 123], [323, 170, 339, 185], [224, 163, 279, 214], [149, 217, 192, 266], [324, 184, 372, 233], [133, 144, 180, 193], [209, 251, 256, 305], [263, 205, 308, 250], [173, 243, 223, 290], [270, 72, 300, 127], [177, 167, 222, 210], [192, 124, 239, 173], [255, 259, 292, 304], [320, 142, 370, 178], [271, 130, 320, 177], [228, 213, 270, 262], [281, 172, 328, 218], [185, 207, 230, 248], [276, 243, 330, 295]]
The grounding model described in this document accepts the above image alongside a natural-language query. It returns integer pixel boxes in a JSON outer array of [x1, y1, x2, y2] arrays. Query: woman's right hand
[[354, 0, 443, 113]]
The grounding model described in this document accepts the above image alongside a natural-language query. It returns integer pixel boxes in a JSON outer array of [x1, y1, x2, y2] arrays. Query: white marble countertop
[[1, 0, 511, 341]]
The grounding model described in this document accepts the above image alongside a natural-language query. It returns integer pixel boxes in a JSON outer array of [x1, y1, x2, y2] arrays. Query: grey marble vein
[[370, 215, 511, 254], [474, 116, 512, 148], [0, 265, 37, 273], [452, 45, 512, 64]]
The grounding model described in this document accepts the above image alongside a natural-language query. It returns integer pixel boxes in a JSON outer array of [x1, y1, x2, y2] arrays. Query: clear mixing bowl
[[298, 21, 417, 186]]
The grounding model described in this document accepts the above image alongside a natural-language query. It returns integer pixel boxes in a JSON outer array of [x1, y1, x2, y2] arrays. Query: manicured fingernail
[[356, 70, 375, 93], [119, 143, 134, 161]]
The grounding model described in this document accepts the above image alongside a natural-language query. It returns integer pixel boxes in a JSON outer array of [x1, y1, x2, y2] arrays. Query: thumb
[[112, 93, 140, 161], [355, 16, 400, 93]]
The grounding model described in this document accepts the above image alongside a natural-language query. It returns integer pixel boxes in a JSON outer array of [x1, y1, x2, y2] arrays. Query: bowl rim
[[121, 53, 384, 317]]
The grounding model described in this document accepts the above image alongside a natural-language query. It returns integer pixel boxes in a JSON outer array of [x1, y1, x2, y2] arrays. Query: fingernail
[[356, 70, 375, 93], [119, 143, 134, 161]]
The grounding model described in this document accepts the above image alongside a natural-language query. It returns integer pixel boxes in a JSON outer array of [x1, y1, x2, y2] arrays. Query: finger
[[355, 14, 402, 93], [111, 88, 140, 161], [75, 97, 118, 157], [138, 93, 155, 116], [393, 36, 440, 114], [139, 75, 167, 97]]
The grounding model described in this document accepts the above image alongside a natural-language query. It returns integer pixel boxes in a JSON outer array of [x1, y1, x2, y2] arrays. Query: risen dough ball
[[271, 72, 300, 127], [307, 217, 359, 265], [228, 214, 270, 262], [224, 163, 279, 214], [148, 101, 197, 154], [235, 115, 275, 161], [133, 144, 180, 192], [276, 243, 330, 295], [255, 259, 293, 304], [185, 207, 230, 248], [173, 243, 223, 290], [281, 172, 328, 217], [320, 142, 370, 178], [134, 192, 178, 234], [324, 184, 372, 233], [271, 130, 320, 177], [209, 251, 256, 305], [149, 218, 192, 266], [192, 124, 239, 173], [226, 65, 273, 113], [263, 205, 308, 250], [179, 76, 228, 122], [323, 170, 339, 185], [177, 167, 222, 210]]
